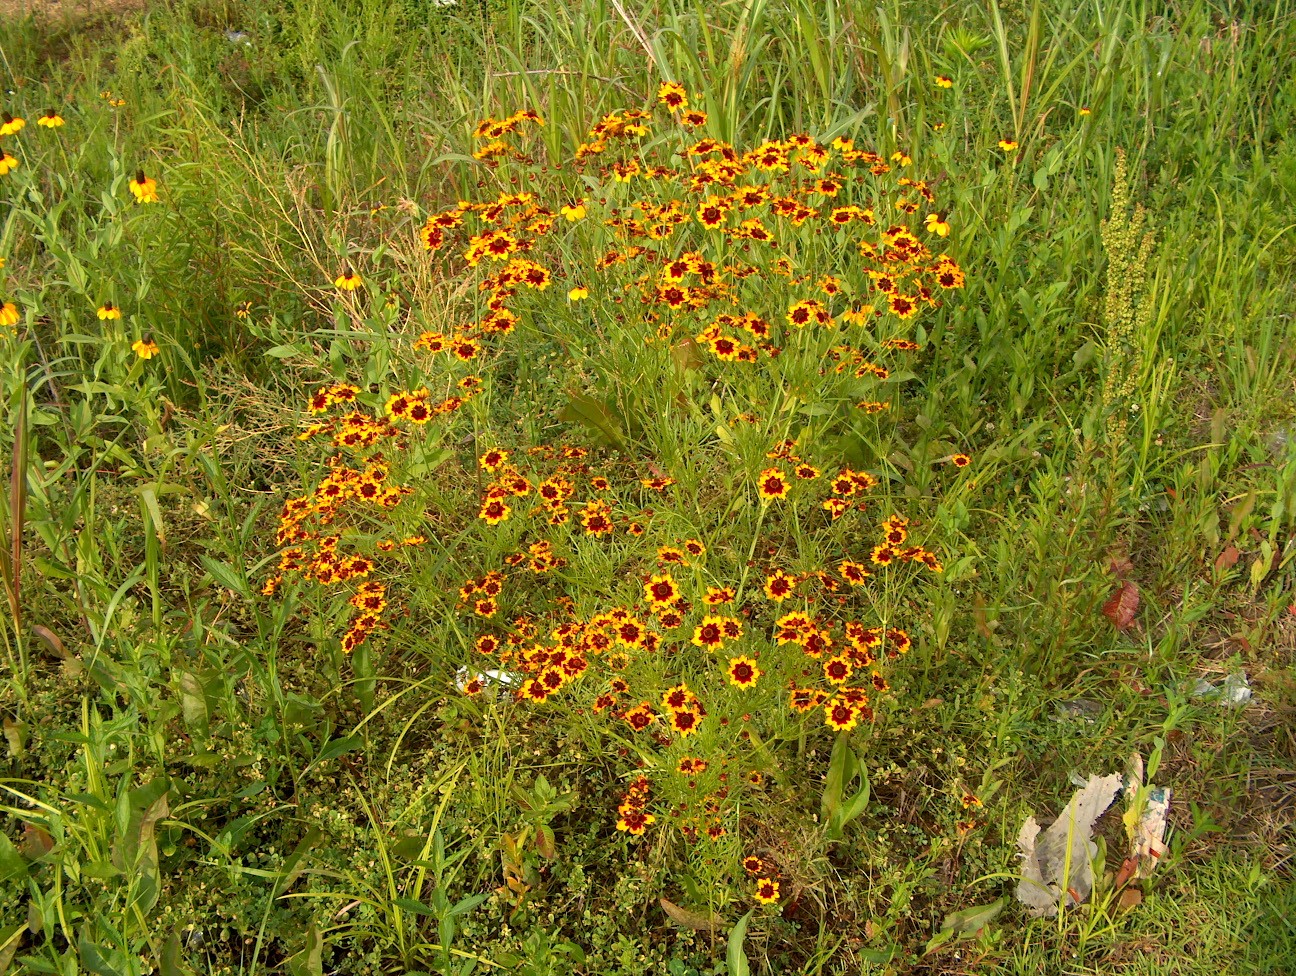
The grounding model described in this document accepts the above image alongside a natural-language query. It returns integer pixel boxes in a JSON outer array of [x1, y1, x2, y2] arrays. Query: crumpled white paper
[[1015, 773, 1123, 916]]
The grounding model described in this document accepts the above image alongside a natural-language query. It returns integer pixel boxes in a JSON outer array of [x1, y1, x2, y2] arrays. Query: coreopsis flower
[[0, 152, 18, 176], [96, 303, 122, 320], [0, 113, 24, 135], [657, 81, 687, 111], [131, 337, 159, 359], [128, 169, 158, 203], [644, 574, 680, 608], [763, 570, 796, 601], [479, 448, 510, 472], [37, 109, 65, 128], [478, 497, 512, 524], [616, 809, 655, 835], [334, 269, 363, 291], [560, 201, 586, 221], [754, 878, 780, 904], [568, 286, 589, 301], [951, 452, 972, 467], [757, 468, 789, 501], [934, 75, 953, 88], [823, 699, 859, 732], [998, 138, 1018, 152], [691, 616, 725, 650], [670, 707, 702, 737], [0, 302, 19, 327], [726, 656, 762, 689]]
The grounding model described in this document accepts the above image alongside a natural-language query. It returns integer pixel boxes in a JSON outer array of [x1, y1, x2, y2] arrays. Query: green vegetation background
[[0, 0, 1293, 973]]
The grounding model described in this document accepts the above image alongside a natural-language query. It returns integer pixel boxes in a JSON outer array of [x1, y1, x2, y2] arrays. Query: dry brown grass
[[0, 0, 144, 27]]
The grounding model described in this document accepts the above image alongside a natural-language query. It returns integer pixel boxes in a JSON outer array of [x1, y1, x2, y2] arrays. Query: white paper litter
[[1189, 671, 1251, 706], [1015, 773, 1123, 916], [454, 667, 519, 698]]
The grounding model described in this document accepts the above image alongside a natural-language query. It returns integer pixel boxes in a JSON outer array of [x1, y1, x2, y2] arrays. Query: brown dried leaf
[[1214, 545, 1240, 571], [1117, 888, 1143, 912], [1109, 555, 1134, 579], [1102, 581, 1140, 631], [660, 897, 725, 933]]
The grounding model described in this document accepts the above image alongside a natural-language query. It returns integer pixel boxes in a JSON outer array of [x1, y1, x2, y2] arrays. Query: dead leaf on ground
[[660, 897, 726, 933], [1102, 580, 1140, 630], [1215, 545, 1240, 571]]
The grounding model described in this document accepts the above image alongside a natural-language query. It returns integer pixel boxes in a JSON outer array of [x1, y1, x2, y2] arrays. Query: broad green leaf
[[727, 909, 753, 976]]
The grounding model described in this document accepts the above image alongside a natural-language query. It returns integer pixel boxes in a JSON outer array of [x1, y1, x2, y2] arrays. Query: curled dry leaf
[[1215, 545, 1240, 571], [660, 897, 726, 933], [1102, 580, 1140, 631]]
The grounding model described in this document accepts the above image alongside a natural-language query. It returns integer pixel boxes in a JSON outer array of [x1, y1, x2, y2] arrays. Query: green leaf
[[199, 555, 250, 600], [266, 344, 307, 359], [393, 897, 437, 916], [0, 832, 29, 883], [925, 898, 1005, 954], [559, 392, 628, 452], [286, 924, 324, 976], [176, 671, 208, 730], [727, 910, 753, 976]]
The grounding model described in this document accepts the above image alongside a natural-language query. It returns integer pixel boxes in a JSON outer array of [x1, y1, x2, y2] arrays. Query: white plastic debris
[[454, 667, 519, 698], [1190, 670, 1251, 706], [1015, 773, 1123, 917]]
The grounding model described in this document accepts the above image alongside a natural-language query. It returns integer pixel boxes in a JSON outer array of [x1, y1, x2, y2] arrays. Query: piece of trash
[[1054, 699, 1102, 723], [224, 30, 252, 46], [454, 667, 518, 697], [1015, 773, 1123, 917], [1189, 670, 1251, 706], [1129, 785, 1170, 879]]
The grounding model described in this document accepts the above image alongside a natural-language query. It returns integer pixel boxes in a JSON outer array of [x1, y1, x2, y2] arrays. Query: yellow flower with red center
[[0, 302, 20, 328], [763, 570, 797, 601], [727, 656, 762, 689], [0, 152, 19, 176], [657, 81, 688, 111], [757, 468, 789, 501], [644, 574, 680, 608], [754, 878, 780, 904]]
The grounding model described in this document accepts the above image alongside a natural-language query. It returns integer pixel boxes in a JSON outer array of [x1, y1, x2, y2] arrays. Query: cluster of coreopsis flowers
[[279, 82, 970, 908]]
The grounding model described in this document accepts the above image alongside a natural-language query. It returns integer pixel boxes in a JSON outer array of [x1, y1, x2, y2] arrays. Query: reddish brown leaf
[[1102, 581, 1140, 631], [1114, 856, 1139, 889], [1214, 545, 1240, 571], [1117, 888, 1143, 912]]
